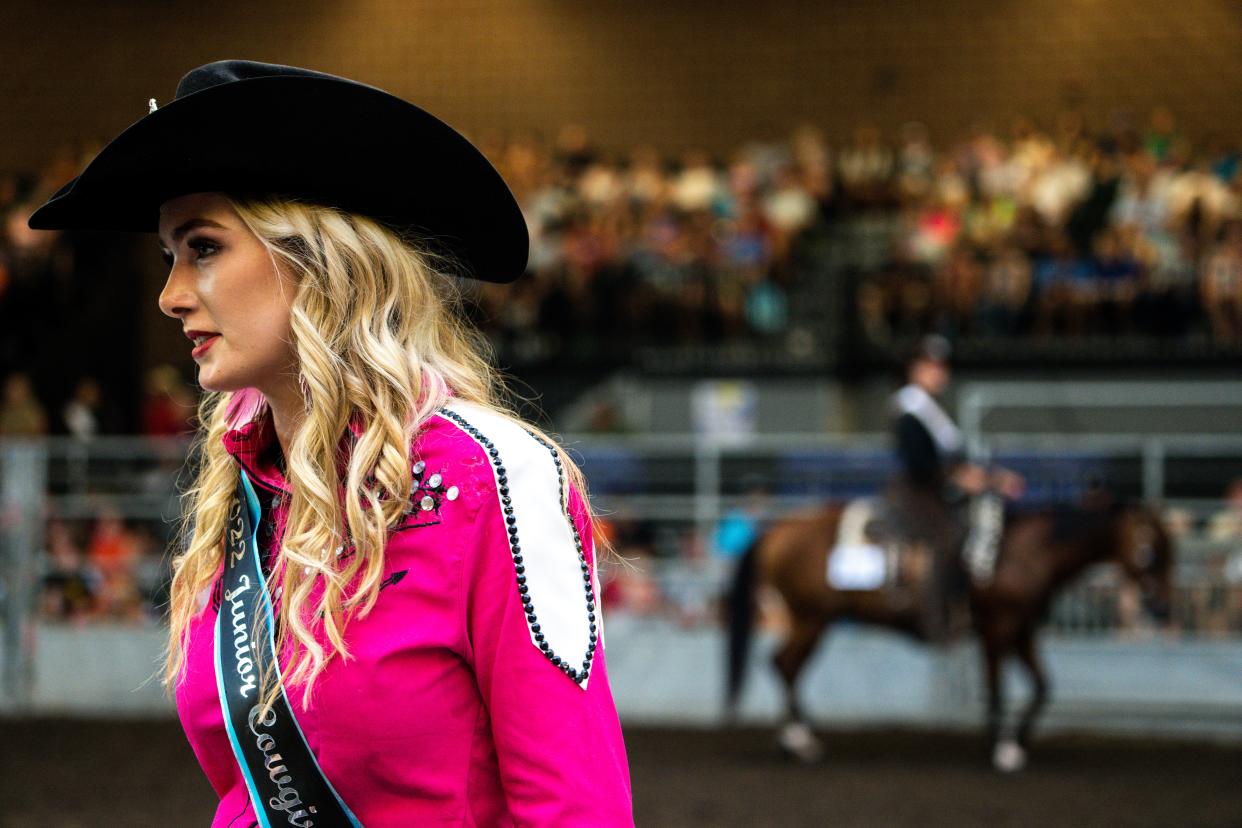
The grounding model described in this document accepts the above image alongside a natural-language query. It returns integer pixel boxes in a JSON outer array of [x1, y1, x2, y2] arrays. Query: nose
[[158, 262, 197, 319]]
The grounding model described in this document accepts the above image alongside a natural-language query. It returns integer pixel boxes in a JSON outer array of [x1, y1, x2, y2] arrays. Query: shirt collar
[[222, 407, 287, 493], [221, 396, 368, 495]]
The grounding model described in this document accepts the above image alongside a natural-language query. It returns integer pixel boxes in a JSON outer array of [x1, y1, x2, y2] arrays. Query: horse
[[724, 497, 1174, 771]]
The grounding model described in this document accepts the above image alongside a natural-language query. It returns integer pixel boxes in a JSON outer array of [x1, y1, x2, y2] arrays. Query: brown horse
[[725, 498, 1174, 771]]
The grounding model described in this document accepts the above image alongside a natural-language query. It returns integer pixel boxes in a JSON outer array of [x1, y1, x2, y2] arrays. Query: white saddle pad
[[828, 543, 888, 590], [827, 498, 888, 590]]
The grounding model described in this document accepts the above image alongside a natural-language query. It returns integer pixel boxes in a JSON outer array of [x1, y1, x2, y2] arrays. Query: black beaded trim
[[439, 407, 599, 685]]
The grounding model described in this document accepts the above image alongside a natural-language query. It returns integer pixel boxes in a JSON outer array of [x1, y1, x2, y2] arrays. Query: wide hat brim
[[28, 69, 529, 283]]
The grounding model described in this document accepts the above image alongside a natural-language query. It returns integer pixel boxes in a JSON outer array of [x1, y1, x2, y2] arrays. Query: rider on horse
[[885, 336, 1025, 640]]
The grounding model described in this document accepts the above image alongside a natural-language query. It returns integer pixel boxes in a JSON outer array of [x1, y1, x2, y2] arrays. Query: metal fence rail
[[4, 433, 1242, 715]]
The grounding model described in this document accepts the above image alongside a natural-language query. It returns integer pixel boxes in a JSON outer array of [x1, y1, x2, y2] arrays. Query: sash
[[214, 470, 363, 828], [893, 384, 963, 457]]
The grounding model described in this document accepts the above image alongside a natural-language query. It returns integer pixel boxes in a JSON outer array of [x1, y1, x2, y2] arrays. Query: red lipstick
[[185, 329, 220, 359]]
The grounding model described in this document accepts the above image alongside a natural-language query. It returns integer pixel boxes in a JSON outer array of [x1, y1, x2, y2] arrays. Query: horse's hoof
[[778, 721, 824, 763], [992, 739, 1027, 773]]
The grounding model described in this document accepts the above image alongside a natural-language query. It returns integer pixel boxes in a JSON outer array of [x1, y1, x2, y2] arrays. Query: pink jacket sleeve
[[463, 474, 634, 827]]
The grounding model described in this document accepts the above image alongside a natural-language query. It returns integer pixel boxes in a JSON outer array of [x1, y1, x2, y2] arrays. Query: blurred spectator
[[895, 122, 935, 202], [789, 124, 833, 208], [978, 243, 1032, 334], [1143, 106, 1181, 163], [761, 164, 818, 265], [838, 125, 894, 208], [39, 519, 98, 621], [62, 376, 103, 439], [142, 365, 195, 436], [906, 185, 962, 267], [623, 144, 667, 206], [596, 508, 663, 616], [934, 245, 983, 336], [1112, 151, 1171, 238], [1203, 482, 1242, 636], [1065, 149, 1121, 255], [670, 150, 723, 214], [1208, 478, 1242, 541], [129, 525, 169, 621], [0, 372, 49, 435], [1200, 220, 1242, 342], [714, 482, 771, 560], [744, 273, 788, 337], [1134, 230, 1197, 336], [857, 247, 934, 343], [1033, 236, 1093, 336], [87, 506, 143, 619], [1028, 143, 1091, 228], [1090, 228, 1141, 335]]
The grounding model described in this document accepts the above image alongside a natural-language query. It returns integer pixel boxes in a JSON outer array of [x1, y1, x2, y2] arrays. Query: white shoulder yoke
[[436, 401, 599, 688]]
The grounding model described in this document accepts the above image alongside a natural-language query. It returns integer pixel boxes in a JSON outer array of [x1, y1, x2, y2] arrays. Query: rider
[[886, 335, 1024, 640]]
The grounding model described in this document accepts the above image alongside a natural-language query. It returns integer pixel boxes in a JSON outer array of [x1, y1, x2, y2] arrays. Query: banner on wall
[[690, 380, 757, 445]]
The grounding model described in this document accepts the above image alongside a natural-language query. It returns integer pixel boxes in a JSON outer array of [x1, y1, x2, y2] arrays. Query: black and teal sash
[[214, 469, 362, 828]]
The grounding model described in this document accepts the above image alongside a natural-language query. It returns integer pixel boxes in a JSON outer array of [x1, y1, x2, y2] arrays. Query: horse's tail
[[725, 539, 760, 716]]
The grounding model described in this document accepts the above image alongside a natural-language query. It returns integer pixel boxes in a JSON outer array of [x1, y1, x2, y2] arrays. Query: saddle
[[827, 494, 1004, 593]]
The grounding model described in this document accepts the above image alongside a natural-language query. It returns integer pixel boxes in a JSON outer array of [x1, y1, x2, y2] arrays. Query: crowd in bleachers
[[467, 123, 822, 360], [39, 514, 170, 624], [5, 109, 1242, 400], [849, 110, 1242, 344], [470, 110, 1242, 352]]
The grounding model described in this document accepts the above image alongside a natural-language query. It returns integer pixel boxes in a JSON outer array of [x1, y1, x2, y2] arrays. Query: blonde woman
[[31, 61, 632, 826]]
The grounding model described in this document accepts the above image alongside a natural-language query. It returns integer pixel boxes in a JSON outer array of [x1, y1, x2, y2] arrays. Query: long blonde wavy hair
[[165, 196, 594, 712]]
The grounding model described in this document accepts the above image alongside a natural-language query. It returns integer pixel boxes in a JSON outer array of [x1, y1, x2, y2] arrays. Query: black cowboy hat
[[27, 60, 529, 283]]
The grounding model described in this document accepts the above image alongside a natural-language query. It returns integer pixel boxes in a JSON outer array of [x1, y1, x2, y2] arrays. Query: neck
[[997, 507, 1117, 599], [259, 374, 304, 460], [1048, 510, 1119, 588]]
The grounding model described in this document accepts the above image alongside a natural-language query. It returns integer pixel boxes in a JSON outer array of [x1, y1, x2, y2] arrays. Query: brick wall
[[2, 0, 1240, 173]]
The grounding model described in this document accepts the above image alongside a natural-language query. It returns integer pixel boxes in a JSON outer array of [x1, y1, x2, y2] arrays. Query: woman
[[30, 61, 632, 826]]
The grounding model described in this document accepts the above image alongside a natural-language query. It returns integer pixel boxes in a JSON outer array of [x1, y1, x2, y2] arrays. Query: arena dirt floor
[[2, 719, 1241, 827]]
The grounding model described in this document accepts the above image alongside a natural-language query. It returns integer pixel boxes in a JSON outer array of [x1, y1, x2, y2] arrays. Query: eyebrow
[[158, 217, 227, 249]]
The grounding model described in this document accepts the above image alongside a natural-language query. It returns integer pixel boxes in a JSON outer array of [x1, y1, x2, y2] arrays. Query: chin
[[196, 367, 243, 394]]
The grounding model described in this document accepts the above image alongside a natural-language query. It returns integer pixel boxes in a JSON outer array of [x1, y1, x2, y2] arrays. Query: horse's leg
[[773, 615, 829, 762], [983, 624, 1031, 773], [981, 633, 1009, 768], [1014, 631, 1050, 753]]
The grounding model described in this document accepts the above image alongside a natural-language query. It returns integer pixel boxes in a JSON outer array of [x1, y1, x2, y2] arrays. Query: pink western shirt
[[175, 401, 634, 826]]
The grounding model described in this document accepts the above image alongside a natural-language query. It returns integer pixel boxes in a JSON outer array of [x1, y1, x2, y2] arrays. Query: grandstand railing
[[3, 433, 1241, 710]]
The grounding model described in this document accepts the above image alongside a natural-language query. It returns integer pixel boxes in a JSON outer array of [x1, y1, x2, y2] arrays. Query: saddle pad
[[827, 543, 888, 590], [827, 498, 887, 590]]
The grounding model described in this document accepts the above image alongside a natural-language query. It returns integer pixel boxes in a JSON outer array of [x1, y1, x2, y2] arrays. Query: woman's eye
[[188, 238, 221, 260], [160, 249, 174, 267]]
